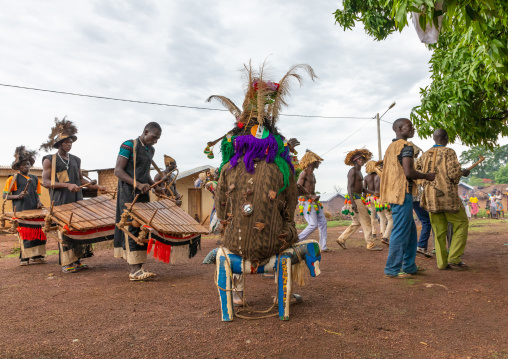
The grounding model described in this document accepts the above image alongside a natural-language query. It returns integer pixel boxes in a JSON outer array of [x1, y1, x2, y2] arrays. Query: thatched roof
[[471, 184, 508, 199]]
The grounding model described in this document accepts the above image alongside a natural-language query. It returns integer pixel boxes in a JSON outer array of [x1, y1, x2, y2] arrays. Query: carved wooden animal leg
[[216, 248, 234, 322], [303, 241, 322, 277], [277, 254, 292, 321]]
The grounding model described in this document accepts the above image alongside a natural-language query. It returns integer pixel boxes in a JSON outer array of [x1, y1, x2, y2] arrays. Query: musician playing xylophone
[[3, 146, 46, 266], [41, 117, 106, 273], [113, 122, 163, 281]]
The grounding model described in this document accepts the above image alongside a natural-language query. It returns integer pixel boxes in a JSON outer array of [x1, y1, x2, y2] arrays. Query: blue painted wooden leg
[[217, 251, 233, 322], [305, 241, 322, 277], [277, 255, 292, 321]]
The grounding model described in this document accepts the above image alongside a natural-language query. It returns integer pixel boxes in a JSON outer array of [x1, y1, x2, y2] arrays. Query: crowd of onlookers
[[460, 189, 505, 220]]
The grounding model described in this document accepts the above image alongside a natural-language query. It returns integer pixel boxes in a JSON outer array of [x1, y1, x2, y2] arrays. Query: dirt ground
[[1, 219, 507, 359]]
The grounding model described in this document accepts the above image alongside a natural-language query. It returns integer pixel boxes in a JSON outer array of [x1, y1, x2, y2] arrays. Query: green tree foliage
[[494, 165, 508, 184], [467, 176, 485, 187], [459, 144, 508, 180], [334, 1, 508, 147]]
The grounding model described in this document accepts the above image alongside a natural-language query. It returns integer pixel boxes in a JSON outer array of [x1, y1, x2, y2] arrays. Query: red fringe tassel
[[147, 239, 172, 263], [17, 227, 47, 241]]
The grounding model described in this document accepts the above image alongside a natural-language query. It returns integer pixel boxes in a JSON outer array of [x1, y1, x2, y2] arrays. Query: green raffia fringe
[[273, 134, 291, 194], [218, 136, 236, 175], [219, 134, 292, 194]]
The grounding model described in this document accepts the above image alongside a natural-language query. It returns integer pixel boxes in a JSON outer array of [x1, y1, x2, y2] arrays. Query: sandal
[[381, 238, 390, 246], [19, 260, 29, 266], [76, 263, 89, 270], [62, 265, 78, 273], [449, 262, 469, 270], [367, 244, 383, 251], [32, 257, 46, 264], [416, 247, 433, 258], [129, 269, 156, 281]]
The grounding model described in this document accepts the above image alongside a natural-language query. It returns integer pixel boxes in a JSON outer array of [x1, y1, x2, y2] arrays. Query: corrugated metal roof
[[0, 166, 44, 170], [458, 181, 474, 190], [319, 192, 345, 202], [178, 165, 215, 179]]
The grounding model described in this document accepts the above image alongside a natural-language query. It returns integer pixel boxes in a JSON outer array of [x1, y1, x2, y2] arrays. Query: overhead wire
[[0, 83, 373, 120], [320, 117, 376, 157]]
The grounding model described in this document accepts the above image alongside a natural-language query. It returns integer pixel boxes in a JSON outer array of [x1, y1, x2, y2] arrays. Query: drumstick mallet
[[21, 178, 33, 196], [129, 175, 169, 210], [77, 180, 97, 190]]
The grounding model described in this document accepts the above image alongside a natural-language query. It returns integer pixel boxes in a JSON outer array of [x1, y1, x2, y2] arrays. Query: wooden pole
[[466, 155, 486, 171], [377, 113, 382, 161]]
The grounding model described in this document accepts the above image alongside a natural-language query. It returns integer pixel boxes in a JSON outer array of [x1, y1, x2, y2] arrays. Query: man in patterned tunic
[[416, 129, 471, 270]]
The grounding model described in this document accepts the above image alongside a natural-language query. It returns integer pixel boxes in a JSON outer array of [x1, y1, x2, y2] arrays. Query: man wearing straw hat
[[365, 160, 393, 246], [3, 146, 46, 266], [297, 150, 329, 251], [41, 117, 106, 273], [337, 149, 383, 251], [114, 122, 162, 281], [416, 128, 470, 270]]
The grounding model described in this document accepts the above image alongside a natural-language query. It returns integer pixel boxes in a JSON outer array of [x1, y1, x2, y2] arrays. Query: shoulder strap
[[132, 139, 138, 189], [51, 154, 56, 188], [7, 174, 18, 194]]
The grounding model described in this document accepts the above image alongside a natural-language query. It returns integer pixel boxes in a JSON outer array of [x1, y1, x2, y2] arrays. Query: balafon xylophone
[[117, 198, 208, 263], [45, 195, 116, 244]]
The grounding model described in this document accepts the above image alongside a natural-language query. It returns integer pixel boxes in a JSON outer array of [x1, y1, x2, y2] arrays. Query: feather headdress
[[207, 60, 317, 130], [299, 150, 324, 170], [344, 149, 373, 166], [40, 117, 78, 151], [12, 145, 37, 170]]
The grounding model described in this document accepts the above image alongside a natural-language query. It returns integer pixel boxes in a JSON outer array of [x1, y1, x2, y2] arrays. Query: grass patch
[[2, 249, 59, 259], [296, 220, 351, 230]]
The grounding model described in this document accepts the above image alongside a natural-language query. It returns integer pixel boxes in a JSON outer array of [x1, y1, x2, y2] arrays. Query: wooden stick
[[116, 224, 149, 244], [77, 180, 97, 189], [467, 155, 486, 171], [207, 134, 228, 148], [200, 215, 210, 226], [148, 209, 158, 227], [68, 212, 74, 229], [129, 175, 169, 210], [21, 178, 33, 195]]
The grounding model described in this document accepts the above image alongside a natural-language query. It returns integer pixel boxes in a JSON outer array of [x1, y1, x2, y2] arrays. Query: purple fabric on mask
[[230, 134, 279, 173]]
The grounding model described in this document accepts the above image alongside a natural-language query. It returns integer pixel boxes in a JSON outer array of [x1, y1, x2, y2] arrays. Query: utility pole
[[377, 112, 382, 160], [376, 101, 396, 161]]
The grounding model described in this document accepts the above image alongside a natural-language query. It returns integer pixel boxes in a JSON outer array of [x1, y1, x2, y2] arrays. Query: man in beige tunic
[[337, 149, 383, 251], [416, 129, 470, 270]]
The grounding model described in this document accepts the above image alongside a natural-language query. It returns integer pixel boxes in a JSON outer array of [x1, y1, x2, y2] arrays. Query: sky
[[0, 1, 498, 194]]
